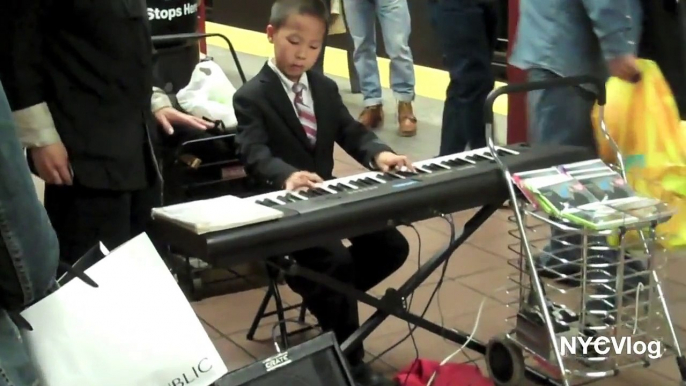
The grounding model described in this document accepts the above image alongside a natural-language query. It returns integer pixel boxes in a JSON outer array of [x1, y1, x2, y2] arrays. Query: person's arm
[[580, 0, 642, 82], [331, 82, 392, 168], [233, 92, 299, 189], [580, 0, 637, 61]]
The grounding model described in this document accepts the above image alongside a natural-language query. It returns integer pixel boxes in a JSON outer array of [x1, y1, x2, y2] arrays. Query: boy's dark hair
[[269, 0, 329, 29]]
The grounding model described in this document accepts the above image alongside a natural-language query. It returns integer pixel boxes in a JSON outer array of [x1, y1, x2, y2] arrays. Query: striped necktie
[[292, 83, 317, 145]]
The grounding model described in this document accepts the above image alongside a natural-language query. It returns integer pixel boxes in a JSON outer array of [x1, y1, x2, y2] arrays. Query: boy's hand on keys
[[374, 151, 415, 173], [284, 171, 323, 191]]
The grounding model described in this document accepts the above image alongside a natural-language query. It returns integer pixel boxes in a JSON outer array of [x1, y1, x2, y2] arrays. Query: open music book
[[151, 195, 285, 234]]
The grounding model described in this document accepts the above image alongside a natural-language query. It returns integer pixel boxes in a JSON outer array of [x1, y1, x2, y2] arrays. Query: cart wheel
[[486, 334, 525, 386]]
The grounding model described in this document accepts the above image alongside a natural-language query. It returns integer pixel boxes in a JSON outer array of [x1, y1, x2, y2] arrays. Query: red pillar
[[198, 0, 207, 54], [506, 0, 527, 143]]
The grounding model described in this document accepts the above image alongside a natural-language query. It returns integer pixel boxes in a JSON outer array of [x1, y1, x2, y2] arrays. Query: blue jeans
[[429, 0, 497, 155], [342, 0, 415, 106], [526, 68, 598, 150], [526, 69, 647, 318], [527, 68, 598, 272], [0, 82, 60, 385]]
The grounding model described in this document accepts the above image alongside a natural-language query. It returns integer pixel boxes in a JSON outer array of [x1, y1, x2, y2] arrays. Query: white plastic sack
[[20, 233, 228, 386], [177, 59, 238, 129]]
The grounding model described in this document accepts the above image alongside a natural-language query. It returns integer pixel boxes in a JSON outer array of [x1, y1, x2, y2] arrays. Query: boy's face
[[267, 14, 325, 81]]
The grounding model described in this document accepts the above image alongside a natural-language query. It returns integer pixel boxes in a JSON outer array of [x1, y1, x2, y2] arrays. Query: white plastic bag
[[177, 59, 238, 129]]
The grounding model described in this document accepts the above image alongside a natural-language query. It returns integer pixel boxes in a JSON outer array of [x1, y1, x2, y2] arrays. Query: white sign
[[559, 336, 663, 359], [148, 2, 199, 21]]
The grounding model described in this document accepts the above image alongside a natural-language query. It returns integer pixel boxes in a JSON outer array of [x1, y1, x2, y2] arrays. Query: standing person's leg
[[431, 0, 497, 155], [0, 80, 59, 386], [527, 69, 597, 150], [376, 0, 417, 136], [130, 182, 163, 252], [43, 185, 133, 265], [526, 68, 598, 280], [312, 0, 331, 73], [342, 0, 384, 129], [528, 69, 646, 319]]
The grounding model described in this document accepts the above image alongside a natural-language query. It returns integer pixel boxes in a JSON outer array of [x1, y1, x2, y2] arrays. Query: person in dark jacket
[[0, 0, 212, 265]]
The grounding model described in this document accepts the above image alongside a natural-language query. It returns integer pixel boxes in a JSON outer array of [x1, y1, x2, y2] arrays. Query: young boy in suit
[[233, 1, 411, 384]]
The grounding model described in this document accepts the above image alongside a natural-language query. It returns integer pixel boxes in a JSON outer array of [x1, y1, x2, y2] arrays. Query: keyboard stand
[[267, 202, 556, 386]]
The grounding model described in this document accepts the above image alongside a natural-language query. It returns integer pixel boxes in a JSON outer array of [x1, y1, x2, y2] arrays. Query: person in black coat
[[0, 0, 213, 265]]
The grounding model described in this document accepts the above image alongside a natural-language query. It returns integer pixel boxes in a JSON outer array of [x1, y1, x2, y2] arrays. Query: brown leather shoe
[[358, 105, 384, 129], [397, 102, 417, 137]]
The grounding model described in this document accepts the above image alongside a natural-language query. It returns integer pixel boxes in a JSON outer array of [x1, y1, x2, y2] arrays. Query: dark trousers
[[430, 0, 498, 155], [44, 182, 161, 265], [286, 228, 409, 365]]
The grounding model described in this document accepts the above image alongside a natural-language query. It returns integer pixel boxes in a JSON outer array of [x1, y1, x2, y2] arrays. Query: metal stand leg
[[246, 262, 318, 346]]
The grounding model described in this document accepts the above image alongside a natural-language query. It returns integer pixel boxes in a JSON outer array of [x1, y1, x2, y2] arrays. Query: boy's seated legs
[[286, 228, 409, 386]]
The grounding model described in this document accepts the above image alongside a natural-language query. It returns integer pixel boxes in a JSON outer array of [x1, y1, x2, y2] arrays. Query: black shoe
[[520, 300, 578, 334], [351, 363, 396, 386]]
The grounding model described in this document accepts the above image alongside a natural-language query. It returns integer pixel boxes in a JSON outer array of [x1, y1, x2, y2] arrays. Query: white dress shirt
[[267, 58, 316, 116]]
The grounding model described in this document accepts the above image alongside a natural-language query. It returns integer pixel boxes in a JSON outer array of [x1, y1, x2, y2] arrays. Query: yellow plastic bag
[[591, 59, 686, 249]]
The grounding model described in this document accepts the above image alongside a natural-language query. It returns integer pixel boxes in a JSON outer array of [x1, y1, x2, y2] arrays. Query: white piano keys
[[246, 171, 387, 206], [247, 146, 521, 207]]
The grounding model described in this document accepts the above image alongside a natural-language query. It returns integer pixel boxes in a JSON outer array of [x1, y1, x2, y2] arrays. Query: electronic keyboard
[[246, 146, 521, 215], [151, 143, 594, 265]]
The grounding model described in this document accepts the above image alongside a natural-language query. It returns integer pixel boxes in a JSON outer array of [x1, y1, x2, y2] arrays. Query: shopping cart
[[481, 76, 686, 386]]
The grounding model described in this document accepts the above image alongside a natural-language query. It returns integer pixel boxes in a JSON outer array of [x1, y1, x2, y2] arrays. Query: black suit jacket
[[233, 63, 392, 190], [0, 0, 156, 191]]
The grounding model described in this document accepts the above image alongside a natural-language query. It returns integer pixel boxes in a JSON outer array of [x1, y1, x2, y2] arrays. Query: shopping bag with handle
[[592, 59, 686, 249], [18, 233, 228, 386]]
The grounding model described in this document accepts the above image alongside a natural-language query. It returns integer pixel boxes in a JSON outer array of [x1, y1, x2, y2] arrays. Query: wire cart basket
[[481, 76, 686, 386]]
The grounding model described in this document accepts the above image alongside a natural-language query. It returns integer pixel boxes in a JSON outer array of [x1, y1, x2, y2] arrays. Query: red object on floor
[[393, 359, 494, 386]]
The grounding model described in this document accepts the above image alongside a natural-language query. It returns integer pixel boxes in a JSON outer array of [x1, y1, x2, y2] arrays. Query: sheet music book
[[151, 195, 285, 234]]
